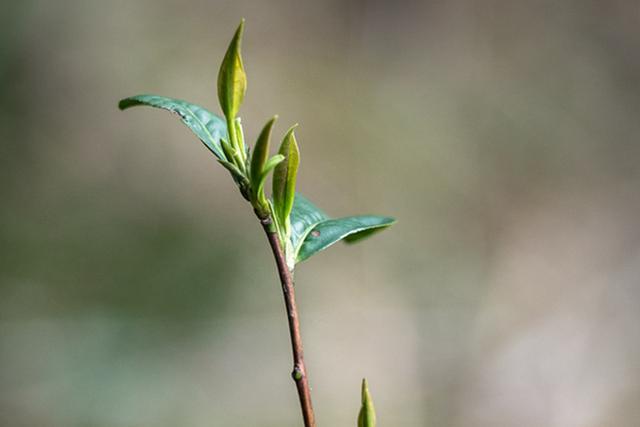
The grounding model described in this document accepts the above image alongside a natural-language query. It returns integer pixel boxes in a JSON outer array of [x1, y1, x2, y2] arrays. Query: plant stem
[[260, 216, 316, 427]]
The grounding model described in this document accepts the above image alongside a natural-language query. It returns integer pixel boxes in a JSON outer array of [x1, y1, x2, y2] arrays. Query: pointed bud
[[358, 378, 376, 427], [217, 19, 247, 120]]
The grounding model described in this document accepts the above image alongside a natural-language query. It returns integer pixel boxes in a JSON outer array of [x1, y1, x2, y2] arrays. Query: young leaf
[[272, 125, 300, 232], [257, 154, 285, 204], [217, 19, 247, 120], [296, 215, 395, 263], [250, 118, 277, 195], [250, 117, 278, 216], [358, 378, 376, 427], [118, 95, 228, 160], [261, 154, 285, 178]]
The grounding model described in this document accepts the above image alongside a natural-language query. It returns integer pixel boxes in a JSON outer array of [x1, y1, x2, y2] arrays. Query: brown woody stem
[[260, 216, 316, 427]]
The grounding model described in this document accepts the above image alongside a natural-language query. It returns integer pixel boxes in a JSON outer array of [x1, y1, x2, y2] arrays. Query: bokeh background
[[2, 1, 639, 426]]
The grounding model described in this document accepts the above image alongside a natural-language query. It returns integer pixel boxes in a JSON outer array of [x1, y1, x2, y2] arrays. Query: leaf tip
[[283, 124, 300, 156], [380, 216, 397, 227], [286, 123, 300, 135], [118, 98, 132, 110], [358, 378, 376, 427], [235, 19, 245, 43]]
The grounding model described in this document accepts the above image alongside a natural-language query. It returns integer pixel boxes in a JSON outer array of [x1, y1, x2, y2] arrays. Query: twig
[[260, 217, 316, 427]]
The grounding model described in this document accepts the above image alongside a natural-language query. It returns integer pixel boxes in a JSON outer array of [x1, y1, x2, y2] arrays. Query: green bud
[[217, 19, 247, 120], [357, 378, 376, 427]]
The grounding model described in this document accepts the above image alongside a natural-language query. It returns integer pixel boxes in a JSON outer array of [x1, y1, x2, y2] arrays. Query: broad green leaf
[[297, 215, 395, 263], [272, 125, 300, 232], [217, 19, 246, 120], [289, 193, 329, 253], [358, 378, 376, 427], [250, 116, 277, 209], [118, 95, 228, 160], [288, 193, 395, 265]]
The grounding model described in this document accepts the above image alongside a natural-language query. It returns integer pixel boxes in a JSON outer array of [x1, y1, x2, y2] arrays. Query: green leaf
[[288, 194, 395, 264], [257, 154, 285, 204], [272, 125, 300, 232], [289, 193, 329, 252], [250, 116, 277, 210], [358, 378, 376, 427], [217, 19, 246, 120], [297, 215, 395, 263], [261, 155, 285, 177], [118, 95, 228, 161]]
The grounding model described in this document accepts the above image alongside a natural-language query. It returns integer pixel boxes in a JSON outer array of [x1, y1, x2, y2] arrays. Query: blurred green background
[[1, 0, 639, 426]]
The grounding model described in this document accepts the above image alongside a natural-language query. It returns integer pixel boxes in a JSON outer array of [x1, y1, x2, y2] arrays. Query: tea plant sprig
[[119, 19, 393, 427]]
